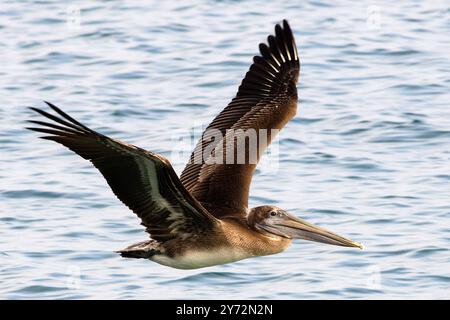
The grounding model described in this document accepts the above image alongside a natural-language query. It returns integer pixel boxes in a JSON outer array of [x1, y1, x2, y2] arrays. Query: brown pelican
[[27, 20, 362, 269]]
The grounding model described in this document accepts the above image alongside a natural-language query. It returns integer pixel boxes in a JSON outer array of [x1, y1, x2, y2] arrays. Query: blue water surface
[[1, 0, 450, 299]]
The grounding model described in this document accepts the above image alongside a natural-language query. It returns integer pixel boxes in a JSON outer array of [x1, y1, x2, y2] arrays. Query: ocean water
[[1, 0, 450, 299]]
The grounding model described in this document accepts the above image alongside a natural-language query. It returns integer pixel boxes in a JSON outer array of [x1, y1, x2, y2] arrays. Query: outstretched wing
[[180, 20, 300, 217], [27, 102, 219, 241]]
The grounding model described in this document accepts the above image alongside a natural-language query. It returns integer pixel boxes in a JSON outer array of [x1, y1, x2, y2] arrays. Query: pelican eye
[[270, 210, 277, 216]]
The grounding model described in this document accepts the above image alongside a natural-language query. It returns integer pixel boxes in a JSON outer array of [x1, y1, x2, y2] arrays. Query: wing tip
[[28, 106, 41, 114], [258, 19, 299, 63], [282, 19, 291, 32], [44, 100, 63, 114], [235, 19, 300, 97]]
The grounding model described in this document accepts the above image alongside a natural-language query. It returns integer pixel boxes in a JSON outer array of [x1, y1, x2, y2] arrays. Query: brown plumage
[[27, 20, 362, 270], [180, 20, 299, 217]]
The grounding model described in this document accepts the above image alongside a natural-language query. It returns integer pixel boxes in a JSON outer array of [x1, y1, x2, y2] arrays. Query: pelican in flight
[[27, 20, 362, 269]]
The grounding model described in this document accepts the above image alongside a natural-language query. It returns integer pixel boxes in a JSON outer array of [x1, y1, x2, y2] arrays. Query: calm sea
[[1, 0, 449, 299]]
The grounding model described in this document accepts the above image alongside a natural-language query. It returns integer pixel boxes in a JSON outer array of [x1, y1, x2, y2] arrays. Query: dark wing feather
[[180, 20, 300, 218], [27, 102, 219, 241]]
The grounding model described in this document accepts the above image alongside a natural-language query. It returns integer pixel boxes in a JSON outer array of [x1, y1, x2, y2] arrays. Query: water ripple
[[1, 0, 449, 299]]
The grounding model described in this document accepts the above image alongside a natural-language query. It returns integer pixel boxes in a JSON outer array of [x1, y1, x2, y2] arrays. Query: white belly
[[151, 248, 256, 269]]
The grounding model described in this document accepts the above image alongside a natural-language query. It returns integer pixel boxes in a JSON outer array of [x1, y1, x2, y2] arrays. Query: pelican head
[[248, 205, 363, 249]]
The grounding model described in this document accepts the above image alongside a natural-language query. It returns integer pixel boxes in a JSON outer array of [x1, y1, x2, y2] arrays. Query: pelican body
[[146, 218, 291, 269], [27, 20, 362, 269]]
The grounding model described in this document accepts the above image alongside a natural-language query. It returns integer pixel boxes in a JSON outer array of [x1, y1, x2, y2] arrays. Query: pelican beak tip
[[354, 242, 364, 250]]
